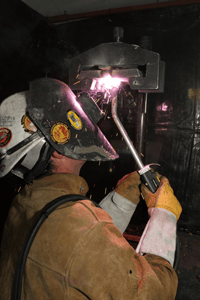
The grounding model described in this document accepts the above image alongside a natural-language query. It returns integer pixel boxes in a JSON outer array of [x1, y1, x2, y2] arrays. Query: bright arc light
[[90, 74, 124, 103], [98, 74, 122, 89]]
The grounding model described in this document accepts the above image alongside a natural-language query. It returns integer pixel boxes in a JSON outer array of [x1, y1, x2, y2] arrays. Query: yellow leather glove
[[141, 176, 182, 221], [115, 171, 141, 205]]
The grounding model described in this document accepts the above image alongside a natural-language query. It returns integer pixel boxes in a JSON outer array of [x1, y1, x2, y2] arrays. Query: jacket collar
[[32, 173, 89, 196]]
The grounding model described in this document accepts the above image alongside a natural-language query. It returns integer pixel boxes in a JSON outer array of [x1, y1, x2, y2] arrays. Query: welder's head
[[0, 78, 118, 182]]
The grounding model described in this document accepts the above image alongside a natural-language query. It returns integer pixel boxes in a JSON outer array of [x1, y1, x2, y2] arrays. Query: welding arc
[[111, 95, 144, 170]]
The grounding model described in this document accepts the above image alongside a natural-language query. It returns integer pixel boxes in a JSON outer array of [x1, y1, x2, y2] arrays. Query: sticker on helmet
[[67, 111, 82, 130], [21, 113, 37, 134], [0, 128, 12, 148], [0, 164, 6, 172], [50, 122, 71, 144]]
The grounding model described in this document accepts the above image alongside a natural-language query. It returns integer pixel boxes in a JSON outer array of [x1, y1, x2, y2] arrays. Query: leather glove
[[115, 171, 141, 205], [141, 175, 182, 221]]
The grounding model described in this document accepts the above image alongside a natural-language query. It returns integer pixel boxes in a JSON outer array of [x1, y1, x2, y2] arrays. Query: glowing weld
[[90, 74, 123, 102], [98, 75, 122, 89]]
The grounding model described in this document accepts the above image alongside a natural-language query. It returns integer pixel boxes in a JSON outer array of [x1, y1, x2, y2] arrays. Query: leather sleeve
[[136, 208, 177, 266], [99, 190, 137, 233]]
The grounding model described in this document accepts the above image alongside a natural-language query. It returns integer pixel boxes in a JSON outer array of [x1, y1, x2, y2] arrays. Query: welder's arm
[[99, 190, 137, 234], [136, 177, 182, 266], [99, 172, 141, 234]]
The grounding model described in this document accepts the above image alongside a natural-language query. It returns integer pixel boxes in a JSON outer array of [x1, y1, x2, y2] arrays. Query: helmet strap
[[24, 142, 54, 184]]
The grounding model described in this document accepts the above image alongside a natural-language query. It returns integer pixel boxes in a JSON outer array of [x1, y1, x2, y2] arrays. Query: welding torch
[[111, 95, 160, 194]]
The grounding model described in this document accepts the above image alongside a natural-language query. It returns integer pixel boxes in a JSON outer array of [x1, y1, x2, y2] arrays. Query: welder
[[0, 78, 182, 299]]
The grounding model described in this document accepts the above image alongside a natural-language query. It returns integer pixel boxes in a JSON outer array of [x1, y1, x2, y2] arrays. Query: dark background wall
[[1, 0, 200, 238]]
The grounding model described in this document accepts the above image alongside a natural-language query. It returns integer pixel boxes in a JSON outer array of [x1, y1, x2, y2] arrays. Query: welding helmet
[[0, 78, 118, 182]]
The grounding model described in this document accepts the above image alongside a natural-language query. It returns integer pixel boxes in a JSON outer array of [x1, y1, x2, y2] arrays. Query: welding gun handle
[[139, 169, 160, 194]]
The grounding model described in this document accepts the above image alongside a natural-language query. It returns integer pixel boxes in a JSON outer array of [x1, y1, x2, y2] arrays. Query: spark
[[75, 134, 78, 138], [129, 92, 134, 98], [99, 99, 104, 107], [94, 98, 101, 104], [18, 187, 21, 192], [90, 195, 92, 199], [123, 88, 128, 97], [104, 111, 108, 120], [105, 187, 107, 194], [73, 81, 80, 85], [99, 161, 101, 166]]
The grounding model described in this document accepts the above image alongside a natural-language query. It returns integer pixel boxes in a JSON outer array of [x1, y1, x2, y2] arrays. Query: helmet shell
[[0, 92, 46, 177], [28, 78, 118, 161]]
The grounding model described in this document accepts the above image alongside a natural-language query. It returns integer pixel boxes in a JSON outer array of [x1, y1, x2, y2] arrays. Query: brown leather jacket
[[0, 173, 178, 299]]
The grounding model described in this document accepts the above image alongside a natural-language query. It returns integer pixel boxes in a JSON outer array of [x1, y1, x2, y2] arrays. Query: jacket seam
[[65, 220, 114, 291], [26, 255, 67, 278], [78, 200, 113, 222]]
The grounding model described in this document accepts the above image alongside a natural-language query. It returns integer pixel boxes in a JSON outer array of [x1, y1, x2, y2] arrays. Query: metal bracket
[[69, 42, 165, 93]]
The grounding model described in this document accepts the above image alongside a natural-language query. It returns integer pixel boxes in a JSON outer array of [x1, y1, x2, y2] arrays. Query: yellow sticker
[[50, 122, 71, 144], [67, 111, 82, 130], [21, 113, 37, 134]]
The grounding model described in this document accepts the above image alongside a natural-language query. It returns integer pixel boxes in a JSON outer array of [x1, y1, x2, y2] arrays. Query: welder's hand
[[115, 171, 141, 205], [141, 176, 182, 221]]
